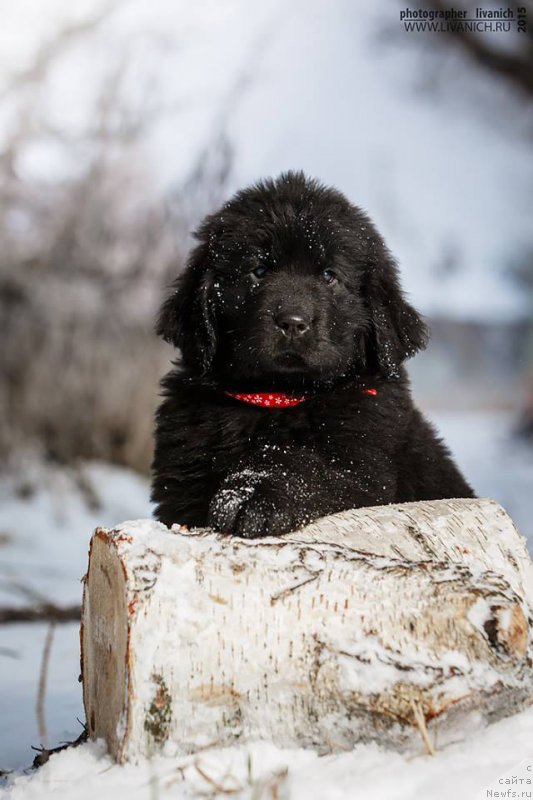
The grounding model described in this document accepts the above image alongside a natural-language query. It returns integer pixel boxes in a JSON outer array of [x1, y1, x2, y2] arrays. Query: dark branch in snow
[[0, 604, 80, 624], [31, 726, 88, 770]]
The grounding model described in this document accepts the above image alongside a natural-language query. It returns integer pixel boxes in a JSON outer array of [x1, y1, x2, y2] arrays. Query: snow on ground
[[0, 462, 153, 610], [431, 410, 533, 544], [0, 623, 82, 777], [0, 463, 153, 774], [4, 710, 533, 800], [1, 411, 532, 796]]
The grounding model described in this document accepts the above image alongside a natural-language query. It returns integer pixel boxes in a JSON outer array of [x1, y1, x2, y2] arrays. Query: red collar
[[224, 387, 377, 408]]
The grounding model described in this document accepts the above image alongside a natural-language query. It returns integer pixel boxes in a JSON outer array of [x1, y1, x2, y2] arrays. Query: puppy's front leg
[[208, 446, 357, 538], [208, 466, 307, 537]]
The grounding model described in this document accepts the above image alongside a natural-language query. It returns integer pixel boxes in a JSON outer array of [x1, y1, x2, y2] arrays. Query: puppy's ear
[[364, 249, 429, 378], [156, 243, 217, 373]]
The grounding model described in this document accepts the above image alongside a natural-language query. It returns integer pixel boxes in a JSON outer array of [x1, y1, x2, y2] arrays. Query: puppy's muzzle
[[274, 310, 311, 338]]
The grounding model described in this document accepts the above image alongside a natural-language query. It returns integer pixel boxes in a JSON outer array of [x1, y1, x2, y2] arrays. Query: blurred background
[[0, 0, 532, 772]]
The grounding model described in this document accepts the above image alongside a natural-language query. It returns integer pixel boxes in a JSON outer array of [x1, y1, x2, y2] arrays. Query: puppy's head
[[157, 172, 428, 387]]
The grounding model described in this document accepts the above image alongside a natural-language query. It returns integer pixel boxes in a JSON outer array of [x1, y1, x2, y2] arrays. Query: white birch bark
[[81, 498, 533, 762]]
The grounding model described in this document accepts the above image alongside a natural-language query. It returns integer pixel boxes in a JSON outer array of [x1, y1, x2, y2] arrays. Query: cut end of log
[[80, 499, 533, 762], [82, 530, 130, 759]]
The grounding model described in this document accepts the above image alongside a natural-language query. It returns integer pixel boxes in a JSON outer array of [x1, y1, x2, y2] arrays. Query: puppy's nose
[[274, 311, 311, 337]]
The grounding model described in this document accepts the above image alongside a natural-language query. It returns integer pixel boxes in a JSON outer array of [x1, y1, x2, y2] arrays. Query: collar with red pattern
[[224, 386, 378, 408]]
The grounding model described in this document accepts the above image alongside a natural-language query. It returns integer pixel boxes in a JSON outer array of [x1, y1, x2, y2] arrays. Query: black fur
[[152, 172, 474, 536]]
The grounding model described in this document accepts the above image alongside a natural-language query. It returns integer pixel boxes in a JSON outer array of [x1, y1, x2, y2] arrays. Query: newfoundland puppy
[[152, 172, 474, 536]]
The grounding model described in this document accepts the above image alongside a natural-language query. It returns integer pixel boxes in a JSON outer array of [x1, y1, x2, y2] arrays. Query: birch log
[[81, 498, 533, 762]]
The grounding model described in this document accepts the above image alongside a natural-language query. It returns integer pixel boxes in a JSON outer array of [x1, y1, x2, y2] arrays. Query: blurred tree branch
[[0, 2, 280, 471], [0, 2, 122, 101], [420, 0, 533, 98]]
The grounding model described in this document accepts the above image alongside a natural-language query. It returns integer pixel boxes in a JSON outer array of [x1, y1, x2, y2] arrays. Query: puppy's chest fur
[[156, 370, 411, 479], [213, 387, 406, 470], [151, 368, 474, 531]]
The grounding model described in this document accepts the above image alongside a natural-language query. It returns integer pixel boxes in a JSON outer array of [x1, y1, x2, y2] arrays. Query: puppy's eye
[[322, 270, 337, 284], [251, 265, 268, 279]]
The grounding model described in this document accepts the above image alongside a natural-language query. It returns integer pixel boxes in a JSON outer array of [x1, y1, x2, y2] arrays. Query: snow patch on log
[[81, 498, 533, 762]]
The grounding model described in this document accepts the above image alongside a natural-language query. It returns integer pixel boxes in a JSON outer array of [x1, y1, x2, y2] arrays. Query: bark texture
[[81, 498, 533, 762]]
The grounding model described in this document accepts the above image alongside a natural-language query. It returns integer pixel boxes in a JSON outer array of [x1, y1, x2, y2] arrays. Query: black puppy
[[152, 172, 474, 536]]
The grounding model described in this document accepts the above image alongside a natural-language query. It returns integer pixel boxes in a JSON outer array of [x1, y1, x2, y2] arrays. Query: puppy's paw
[[208, 472, 302, 538], [208, 483, 257, 535]]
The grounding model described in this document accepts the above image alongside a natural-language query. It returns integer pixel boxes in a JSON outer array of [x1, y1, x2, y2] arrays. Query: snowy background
[[1, 0, 533, 797]]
